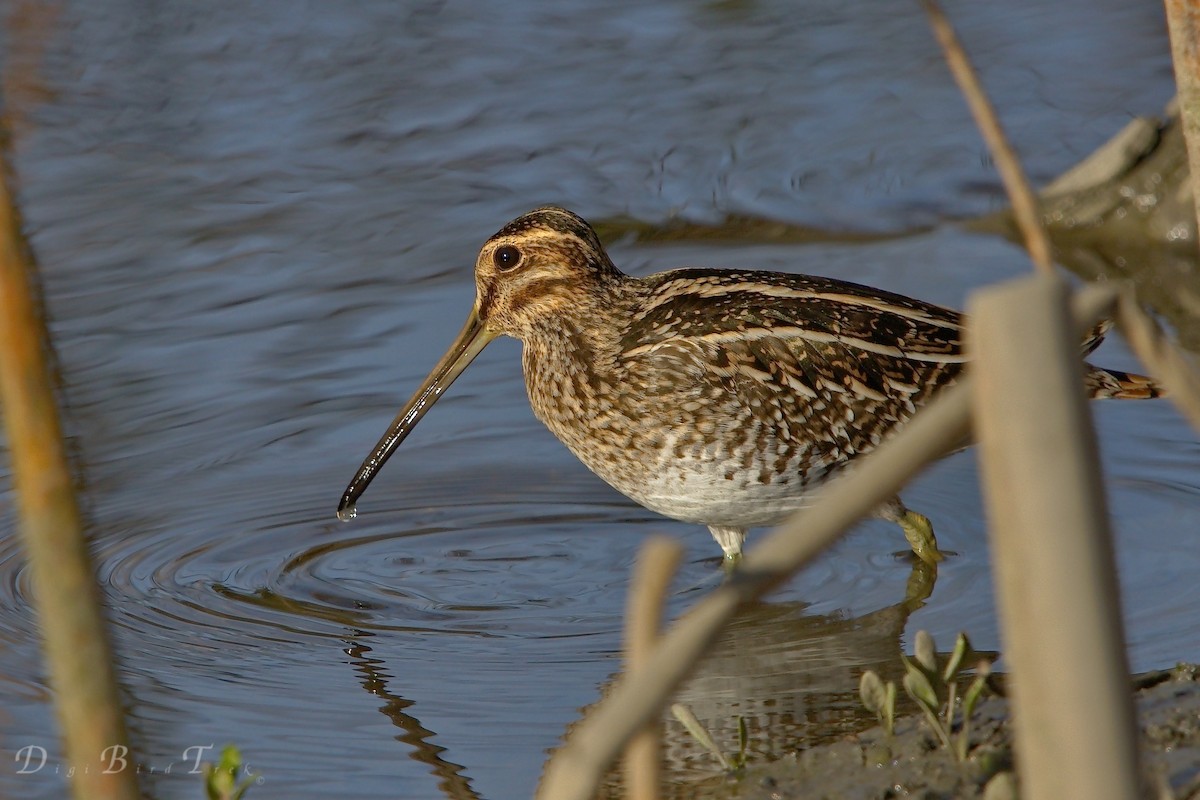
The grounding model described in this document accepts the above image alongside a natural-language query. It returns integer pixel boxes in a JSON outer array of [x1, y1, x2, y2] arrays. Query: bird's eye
[[493, 245, 522, 271]]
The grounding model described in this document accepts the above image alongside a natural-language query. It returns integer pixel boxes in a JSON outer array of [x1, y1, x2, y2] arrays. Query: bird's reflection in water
[[593, 559, 942, 797], [343, 560, 942, 800]]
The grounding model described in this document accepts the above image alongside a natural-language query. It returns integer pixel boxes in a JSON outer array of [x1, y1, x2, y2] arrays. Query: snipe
[[337, 206, 1160, 564]]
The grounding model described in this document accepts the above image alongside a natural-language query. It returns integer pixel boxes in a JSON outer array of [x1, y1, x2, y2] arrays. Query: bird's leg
[[878, 497, 944, 565], [707, 525, 747, 570]]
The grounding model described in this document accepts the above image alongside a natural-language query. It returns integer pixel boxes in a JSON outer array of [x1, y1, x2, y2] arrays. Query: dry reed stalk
[[970, 274, 1140, 800], [0, 153, 139, 799], [920, 0, 1056, 276], [622, 537, 683, 800], [1163, 0, 1200, 242]]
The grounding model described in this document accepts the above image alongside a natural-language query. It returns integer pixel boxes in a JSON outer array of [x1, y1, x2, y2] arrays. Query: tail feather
[[1080, 320, 1163, 398], [1085, 365, 1164, 399]]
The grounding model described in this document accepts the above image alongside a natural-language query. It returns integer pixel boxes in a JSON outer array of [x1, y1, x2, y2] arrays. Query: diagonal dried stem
[[921, 0, 1055, 276]]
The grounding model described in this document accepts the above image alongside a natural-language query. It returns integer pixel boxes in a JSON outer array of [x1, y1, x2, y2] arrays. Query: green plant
[[859, 669, 898, 736], [901, 630, 991, 761], [203, 745, 257, 800], [861, 630, 991, 760]]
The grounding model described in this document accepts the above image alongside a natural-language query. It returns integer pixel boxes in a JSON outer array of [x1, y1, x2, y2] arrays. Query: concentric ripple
[[80, 464, 665, 649]]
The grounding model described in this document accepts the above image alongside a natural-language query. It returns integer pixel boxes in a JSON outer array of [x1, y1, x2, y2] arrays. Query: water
[[0, 1, 1193, 798]]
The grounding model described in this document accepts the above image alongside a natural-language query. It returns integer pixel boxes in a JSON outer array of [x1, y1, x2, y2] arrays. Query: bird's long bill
[[337, 308, 495, 520]]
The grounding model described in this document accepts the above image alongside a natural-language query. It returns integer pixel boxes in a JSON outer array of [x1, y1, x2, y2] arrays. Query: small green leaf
[[963, 672, 989, 718], [203, 745, 255, 800], [943, 632, 973, 682], [860, 670, 887, 714], [903, 667, 939, 714], [905, 669, 953, 750], [914, 630, 938, 675]]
